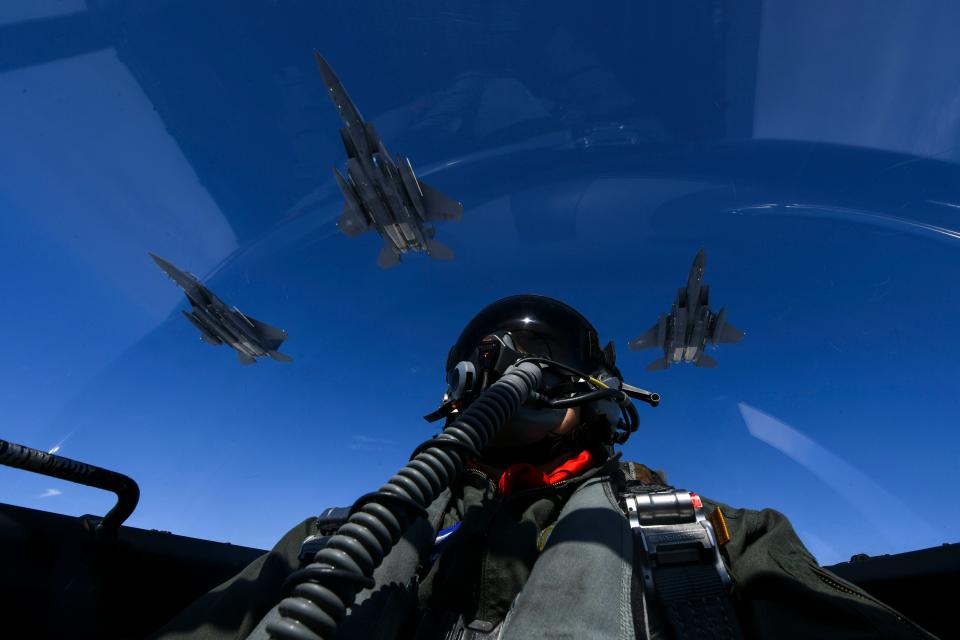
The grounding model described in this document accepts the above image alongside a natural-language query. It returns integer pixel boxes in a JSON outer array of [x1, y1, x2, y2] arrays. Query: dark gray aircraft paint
[[629, 249, 743, 371], [316, 53, 464, 268], [149, 253, 292, 365]]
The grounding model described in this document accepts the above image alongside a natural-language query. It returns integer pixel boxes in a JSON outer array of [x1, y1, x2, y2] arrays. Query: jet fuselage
[[629, 249, 743, 370], [149, 253, 292, 365]]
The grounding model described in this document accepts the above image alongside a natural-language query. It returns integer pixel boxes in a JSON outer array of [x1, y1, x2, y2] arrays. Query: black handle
[[0, 437, 139, 532]]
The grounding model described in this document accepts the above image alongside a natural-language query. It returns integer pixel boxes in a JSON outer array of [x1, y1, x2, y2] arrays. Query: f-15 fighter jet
[[629, 249, 743, 371], [149, 253, 293, 365], [315, 53, 463, 268]]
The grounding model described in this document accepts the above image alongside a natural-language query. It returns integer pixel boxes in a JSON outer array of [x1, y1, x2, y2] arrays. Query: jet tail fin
[[425, 238, 454, 261], [269, 350, 294, 363], [237, 352, 256, 366], [377, 244, 402, 268], [695, 354, 717, 368], [646, 356, 670, 372]]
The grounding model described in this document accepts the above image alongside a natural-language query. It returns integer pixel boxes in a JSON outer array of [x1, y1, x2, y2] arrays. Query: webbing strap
[[619, 462, 742, 640], [655, 564, 741, 640]]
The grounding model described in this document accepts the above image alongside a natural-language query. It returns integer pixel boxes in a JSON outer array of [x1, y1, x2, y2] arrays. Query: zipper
[[813, 569, 867, 599], [464, 467, 495, 490], [810, 565, 930, 638]]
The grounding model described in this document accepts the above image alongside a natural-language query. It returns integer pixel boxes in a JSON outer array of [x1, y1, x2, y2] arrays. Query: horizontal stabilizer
[[377, 244, 401, 269], [425, 238, 454, 261], [629, 322, 659, 351], [269, 350, 294, 363], [695, 354, 717, 368], [646, 356, 669, 372], [717, 321, 744, 344], [419, 180, 464, 222], [244, 315, 289, 351], [237, 352, 256, 366]]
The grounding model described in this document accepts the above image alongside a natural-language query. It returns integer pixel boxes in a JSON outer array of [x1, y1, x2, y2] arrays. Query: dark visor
[[446, 295, 605, 373]]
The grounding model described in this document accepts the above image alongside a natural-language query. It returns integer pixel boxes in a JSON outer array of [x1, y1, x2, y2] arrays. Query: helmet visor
[[447, 295, 605, 374]]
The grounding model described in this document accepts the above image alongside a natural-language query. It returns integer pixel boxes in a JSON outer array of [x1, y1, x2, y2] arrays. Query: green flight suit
[[151, 455, 937, 640]]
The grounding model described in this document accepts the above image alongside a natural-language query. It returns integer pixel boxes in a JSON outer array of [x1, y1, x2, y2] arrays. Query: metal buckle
[[297, 534, 332, 563], [624, 490, 731, 593]]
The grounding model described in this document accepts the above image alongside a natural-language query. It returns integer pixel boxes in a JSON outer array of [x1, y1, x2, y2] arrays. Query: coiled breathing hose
[[263, 361, 544, 640]]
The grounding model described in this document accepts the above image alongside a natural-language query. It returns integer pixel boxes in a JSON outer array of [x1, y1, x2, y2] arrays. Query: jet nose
[[148, 252, 173, 272], [148, 252, 191, 283], [313, 51, 339, 89]]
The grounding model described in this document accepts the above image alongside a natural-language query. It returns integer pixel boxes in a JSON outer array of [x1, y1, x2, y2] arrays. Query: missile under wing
[[149, 253, 293, 365], [315, 52, 463, 268], [629, 249, 743, 371]]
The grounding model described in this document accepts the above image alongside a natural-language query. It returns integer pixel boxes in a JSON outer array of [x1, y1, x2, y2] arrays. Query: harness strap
[[656, 564, 740, 640], [621, 481, 742, 640]]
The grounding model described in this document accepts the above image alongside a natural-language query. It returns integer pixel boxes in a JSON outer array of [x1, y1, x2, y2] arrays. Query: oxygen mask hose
[[262, 361, 544, 640]]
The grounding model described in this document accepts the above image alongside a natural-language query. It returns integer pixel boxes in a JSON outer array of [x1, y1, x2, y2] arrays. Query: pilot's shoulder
[[618, 460, 669, 486]]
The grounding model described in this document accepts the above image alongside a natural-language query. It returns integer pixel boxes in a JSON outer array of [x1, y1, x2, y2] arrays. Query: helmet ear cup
[[446, 360, 477, 402], [574, 368, 636, 446]]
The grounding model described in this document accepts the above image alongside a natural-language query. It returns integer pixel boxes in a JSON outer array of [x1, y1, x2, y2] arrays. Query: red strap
[[497, 450, 595, 497]]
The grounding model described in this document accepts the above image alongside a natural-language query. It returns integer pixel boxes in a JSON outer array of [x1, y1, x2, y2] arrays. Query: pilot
[[152, 295, 937, 640]]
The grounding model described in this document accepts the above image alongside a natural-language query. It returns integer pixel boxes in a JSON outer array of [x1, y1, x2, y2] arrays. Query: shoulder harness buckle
[[623, 488, 742, 639], [623, 490, 731, 592]]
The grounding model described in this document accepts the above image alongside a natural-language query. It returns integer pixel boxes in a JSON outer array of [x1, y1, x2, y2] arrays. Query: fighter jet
[[315, 52, 463, 268], [149, 253, 293, 365], [629, 249, 743, 371]]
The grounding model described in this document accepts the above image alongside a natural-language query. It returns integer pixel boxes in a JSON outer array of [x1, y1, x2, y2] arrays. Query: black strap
[[617, 462, 742, 640], [655, 564, 741, 640]]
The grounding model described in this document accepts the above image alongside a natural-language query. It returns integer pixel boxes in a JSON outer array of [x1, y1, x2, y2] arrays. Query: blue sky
[[1, 0, 959, 565]]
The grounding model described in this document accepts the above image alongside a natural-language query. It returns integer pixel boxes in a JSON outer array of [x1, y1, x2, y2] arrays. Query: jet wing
[[337, 204, 372, 237], [716, 322, 745, 344], [419, 180, 464, 222], [629, 321, 660, 351], [242, 314, 289, 351]]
